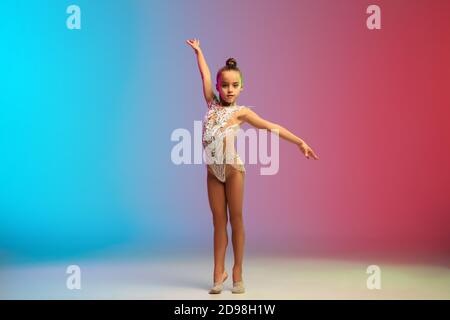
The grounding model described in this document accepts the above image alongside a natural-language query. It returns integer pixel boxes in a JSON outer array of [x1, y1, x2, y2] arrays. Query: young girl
[[186, 38, 319, 294]]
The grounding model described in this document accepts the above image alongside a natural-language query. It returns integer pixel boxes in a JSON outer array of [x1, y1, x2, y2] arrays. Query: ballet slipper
[[208, 271, 228, 294], [231, 280, 245, 294]]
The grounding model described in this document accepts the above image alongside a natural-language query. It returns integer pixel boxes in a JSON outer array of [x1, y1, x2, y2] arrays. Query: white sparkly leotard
[[202, 95, 246, 182]]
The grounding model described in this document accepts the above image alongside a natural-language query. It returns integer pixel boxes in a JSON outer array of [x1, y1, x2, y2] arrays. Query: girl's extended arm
[[186, 39, 215, 104], [240, 108, 319, 160]]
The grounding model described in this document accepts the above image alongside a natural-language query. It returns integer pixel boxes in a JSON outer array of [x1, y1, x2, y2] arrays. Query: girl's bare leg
[[207, 168, 229, 283], [224, 165, 245, 283]]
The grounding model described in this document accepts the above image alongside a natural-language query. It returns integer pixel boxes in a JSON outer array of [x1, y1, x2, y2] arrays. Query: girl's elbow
[[267, 123, 280, 132]]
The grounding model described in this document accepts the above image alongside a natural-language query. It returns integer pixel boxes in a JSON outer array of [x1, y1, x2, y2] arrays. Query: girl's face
[[216, 70, 243, 105]]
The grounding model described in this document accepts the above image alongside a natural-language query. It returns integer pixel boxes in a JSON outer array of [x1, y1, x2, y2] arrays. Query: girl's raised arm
[[239, 108, 319, 160], [186, 39, 215, 105]]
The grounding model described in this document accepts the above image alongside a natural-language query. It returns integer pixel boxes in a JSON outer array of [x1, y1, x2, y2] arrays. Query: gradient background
[[1, 0, 449, 265]]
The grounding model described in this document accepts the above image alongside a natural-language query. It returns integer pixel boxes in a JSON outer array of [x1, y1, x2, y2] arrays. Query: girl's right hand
[[298, 142, 319, 160], [186, 38, 201, 53]]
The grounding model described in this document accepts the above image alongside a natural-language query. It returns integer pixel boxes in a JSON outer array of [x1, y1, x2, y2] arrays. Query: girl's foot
[[208, 271, 228, 294], [231, 280, 245, 294], [231, 266, 245, 293]]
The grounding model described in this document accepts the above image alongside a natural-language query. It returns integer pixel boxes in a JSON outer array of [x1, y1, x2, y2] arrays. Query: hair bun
[[226, 58, 237, 68]]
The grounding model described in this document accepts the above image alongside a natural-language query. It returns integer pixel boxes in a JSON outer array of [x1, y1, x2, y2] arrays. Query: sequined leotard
[[202, 95, 246, 182]]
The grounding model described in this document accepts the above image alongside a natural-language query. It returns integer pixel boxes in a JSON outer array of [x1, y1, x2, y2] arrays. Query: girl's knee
[[230, 214, 244, 228], [213, 216, 228, 228]]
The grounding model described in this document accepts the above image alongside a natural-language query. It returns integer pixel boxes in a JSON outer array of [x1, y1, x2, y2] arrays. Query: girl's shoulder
[[234, 105, 254, 121], [235, 105, 252, 113]]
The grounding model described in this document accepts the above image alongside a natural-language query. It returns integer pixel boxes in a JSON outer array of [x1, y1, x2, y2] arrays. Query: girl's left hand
[[298, 142, 319, 160]]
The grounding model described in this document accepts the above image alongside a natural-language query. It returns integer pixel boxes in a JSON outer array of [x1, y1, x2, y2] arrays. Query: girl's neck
[[219, 97, 237, 107]]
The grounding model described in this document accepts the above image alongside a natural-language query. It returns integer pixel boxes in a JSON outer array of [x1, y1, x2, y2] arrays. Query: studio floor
[[1, 254, 449, 299]]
